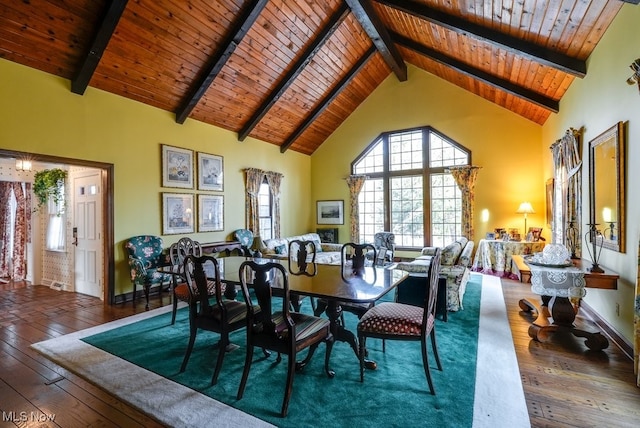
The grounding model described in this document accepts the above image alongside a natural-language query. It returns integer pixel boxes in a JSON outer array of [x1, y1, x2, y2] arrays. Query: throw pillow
[[274, 244, 287, 255]]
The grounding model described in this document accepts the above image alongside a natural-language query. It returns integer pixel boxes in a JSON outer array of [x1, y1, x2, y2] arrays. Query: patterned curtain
[[265, 171, 284, 239], [450, 166, 481, 240], [0, 182, 11, 279], [636, 238, 640, 387], [551, 128, 582, 256], [244, 168, 264, 237], [346, 175, 367, 242], [0, 182, 29, 281]]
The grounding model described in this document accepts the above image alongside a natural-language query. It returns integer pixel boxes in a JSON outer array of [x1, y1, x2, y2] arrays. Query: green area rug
[[81, 279, 481, 428], [32, 274, 529, 427]]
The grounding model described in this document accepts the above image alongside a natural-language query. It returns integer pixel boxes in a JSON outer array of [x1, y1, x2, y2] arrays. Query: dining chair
[[236, 260, 333, 417], [287, 239, 317, 313], [169, 237, 221, 325], [357, 248, 443, 395], [315, 242, 377, 320], [125, 235, 170, 309], [180, 254, 248, 386]]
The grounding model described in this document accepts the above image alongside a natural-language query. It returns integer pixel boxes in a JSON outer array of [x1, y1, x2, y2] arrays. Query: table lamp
[[516, 202, 535, 237]]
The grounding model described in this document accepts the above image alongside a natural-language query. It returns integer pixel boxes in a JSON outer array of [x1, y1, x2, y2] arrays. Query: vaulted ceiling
[[0, 0, 635, 155]]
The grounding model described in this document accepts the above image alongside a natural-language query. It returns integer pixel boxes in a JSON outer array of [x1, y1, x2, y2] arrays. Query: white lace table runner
[[528, 263, 585, 297]]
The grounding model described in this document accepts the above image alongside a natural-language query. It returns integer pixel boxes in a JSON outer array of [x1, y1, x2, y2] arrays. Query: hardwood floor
[[1, 278, 639, 427]]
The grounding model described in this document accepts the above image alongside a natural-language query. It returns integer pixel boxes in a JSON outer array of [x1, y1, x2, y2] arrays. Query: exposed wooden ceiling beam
[[345, 0, 407, 81], [280, 46, 377, 153], [393, 31, 559, 113], [71, 0, 128, 95], [238, 4, 350, 142], [175, 0, 268, 124], [375, 0, 587, 78]]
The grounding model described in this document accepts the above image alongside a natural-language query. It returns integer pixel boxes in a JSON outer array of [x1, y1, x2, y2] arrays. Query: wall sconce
[[626, 58, 640, 92], [516, 202, 535, 235], [15, 159, 33, 171]]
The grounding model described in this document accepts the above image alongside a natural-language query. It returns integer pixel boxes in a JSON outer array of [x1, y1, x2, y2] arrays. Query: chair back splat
[[180, 255, 248, 386], [236, 260, 333, 417], [168, 237, 204, 324], [357, 248, 443, 395], [287, 239, 317, 312]]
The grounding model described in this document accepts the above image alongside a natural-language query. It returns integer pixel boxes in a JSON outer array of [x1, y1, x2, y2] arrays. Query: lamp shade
[[516, 202, 535, 214]]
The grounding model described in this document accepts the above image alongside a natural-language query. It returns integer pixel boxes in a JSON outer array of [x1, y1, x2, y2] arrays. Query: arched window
[[352, 126, 470, 249]]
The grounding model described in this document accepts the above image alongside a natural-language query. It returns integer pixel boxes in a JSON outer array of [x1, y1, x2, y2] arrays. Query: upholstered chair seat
[[358, 302, 431, 337]]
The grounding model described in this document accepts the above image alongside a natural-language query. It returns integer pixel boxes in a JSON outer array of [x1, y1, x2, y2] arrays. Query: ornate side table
[[518, 261, 609, 350]]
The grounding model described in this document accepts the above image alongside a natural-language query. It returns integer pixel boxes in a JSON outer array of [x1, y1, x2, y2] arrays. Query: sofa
[[395, 237, 475, 312], [262, 233, 343, 265]]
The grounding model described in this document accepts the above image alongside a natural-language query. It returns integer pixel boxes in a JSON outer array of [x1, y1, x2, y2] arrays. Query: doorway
[[0, 149, 115, 303]]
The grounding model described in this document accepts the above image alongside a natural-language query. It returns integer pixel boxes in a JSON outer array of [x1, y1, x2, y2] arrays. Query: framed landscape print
[[162, 144, 194, 189], [198, 194, 224, 232], [197, 152, 224, 191], [317, 200, 344, 225], [317, 228, 339, 243], [162, 193, 194, 235]]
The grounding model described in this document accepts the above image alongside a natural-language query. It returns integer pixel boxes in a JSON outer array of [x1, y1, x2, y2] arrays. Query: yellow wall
[[542, 3, 640, 341], [0, 60, 311, 295], [311, 64, 544, 254]]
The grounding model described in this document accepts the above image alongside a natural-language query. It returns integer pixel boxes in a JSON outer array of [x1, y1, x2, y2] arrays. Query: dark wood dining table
[[217, 256, 409, 376]]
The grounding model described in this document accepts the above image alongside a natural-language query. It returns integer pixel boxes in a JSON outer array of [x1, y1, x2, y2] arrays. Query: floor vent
[[50, 282, 64, 291]]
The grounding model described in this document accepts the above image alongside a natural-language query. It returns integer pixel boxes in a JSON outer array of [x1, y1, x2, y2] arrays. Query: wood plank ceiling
[[0, 0, 634, 155]]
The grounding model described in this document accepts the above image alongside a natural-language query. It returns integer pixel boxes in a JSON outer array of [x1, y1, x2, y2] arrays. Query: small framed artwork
[[317, 228, 339, 243], [485, 232, 496, 240], [162, 193, 194, 235], [162, 144, 194, 189], [317, 200, 344, 225], [198, 194, 224, 232], [197, 152, 224, 191]]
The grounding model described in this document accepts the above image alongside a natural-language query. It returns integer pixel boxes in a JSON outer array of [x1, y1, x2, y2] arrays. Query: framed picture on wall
[[546, 178, 554, 227], [162, 144, 194, 189], [162, 193, 194, 235], [198, 194, 224, 232], [317, 200, 344, 225], [317, 228, 339, 243], [197, 152, 224, 191]]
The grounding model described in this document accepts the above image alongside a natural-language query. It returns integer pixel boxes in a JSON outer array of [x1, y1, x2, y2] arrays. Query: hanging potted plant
[[33, 168, 67, 214]]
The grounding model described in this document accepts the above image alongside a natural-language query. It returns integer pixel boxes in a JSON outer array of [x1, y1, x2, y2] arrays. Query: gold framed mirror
[[589, 121, 625, 253]]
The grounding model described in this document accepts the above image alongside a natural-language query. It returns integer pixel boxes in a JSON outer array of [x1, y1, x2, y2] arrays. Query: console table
[[517, 257, 618, 350], [201, 240, 243, 256], [471, 239, 546, 279]]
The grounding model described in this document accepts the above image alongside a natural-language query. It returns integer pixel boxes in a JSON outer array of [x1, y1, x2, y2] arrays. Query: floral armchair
[[125, 235, 169, 309], [366, 232, 396, 265], [233, 229, 255, 256]]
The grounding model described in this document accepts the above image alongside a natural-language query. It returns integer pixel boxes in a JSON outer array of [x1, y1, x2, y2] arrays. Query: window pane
[[258, 182, 273, 240], [358, 179, 384, 243], [389, 130, 422, 171], [354, 139, 384, 174], [429, 132, 469, 168], [431, 173, 462, 247], [390, 176, 423, 247]]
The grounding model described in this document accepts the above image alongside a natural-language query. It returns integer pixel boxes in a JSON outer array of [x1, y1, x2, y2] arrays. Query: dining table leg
[[321, 301, 377, 371]]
